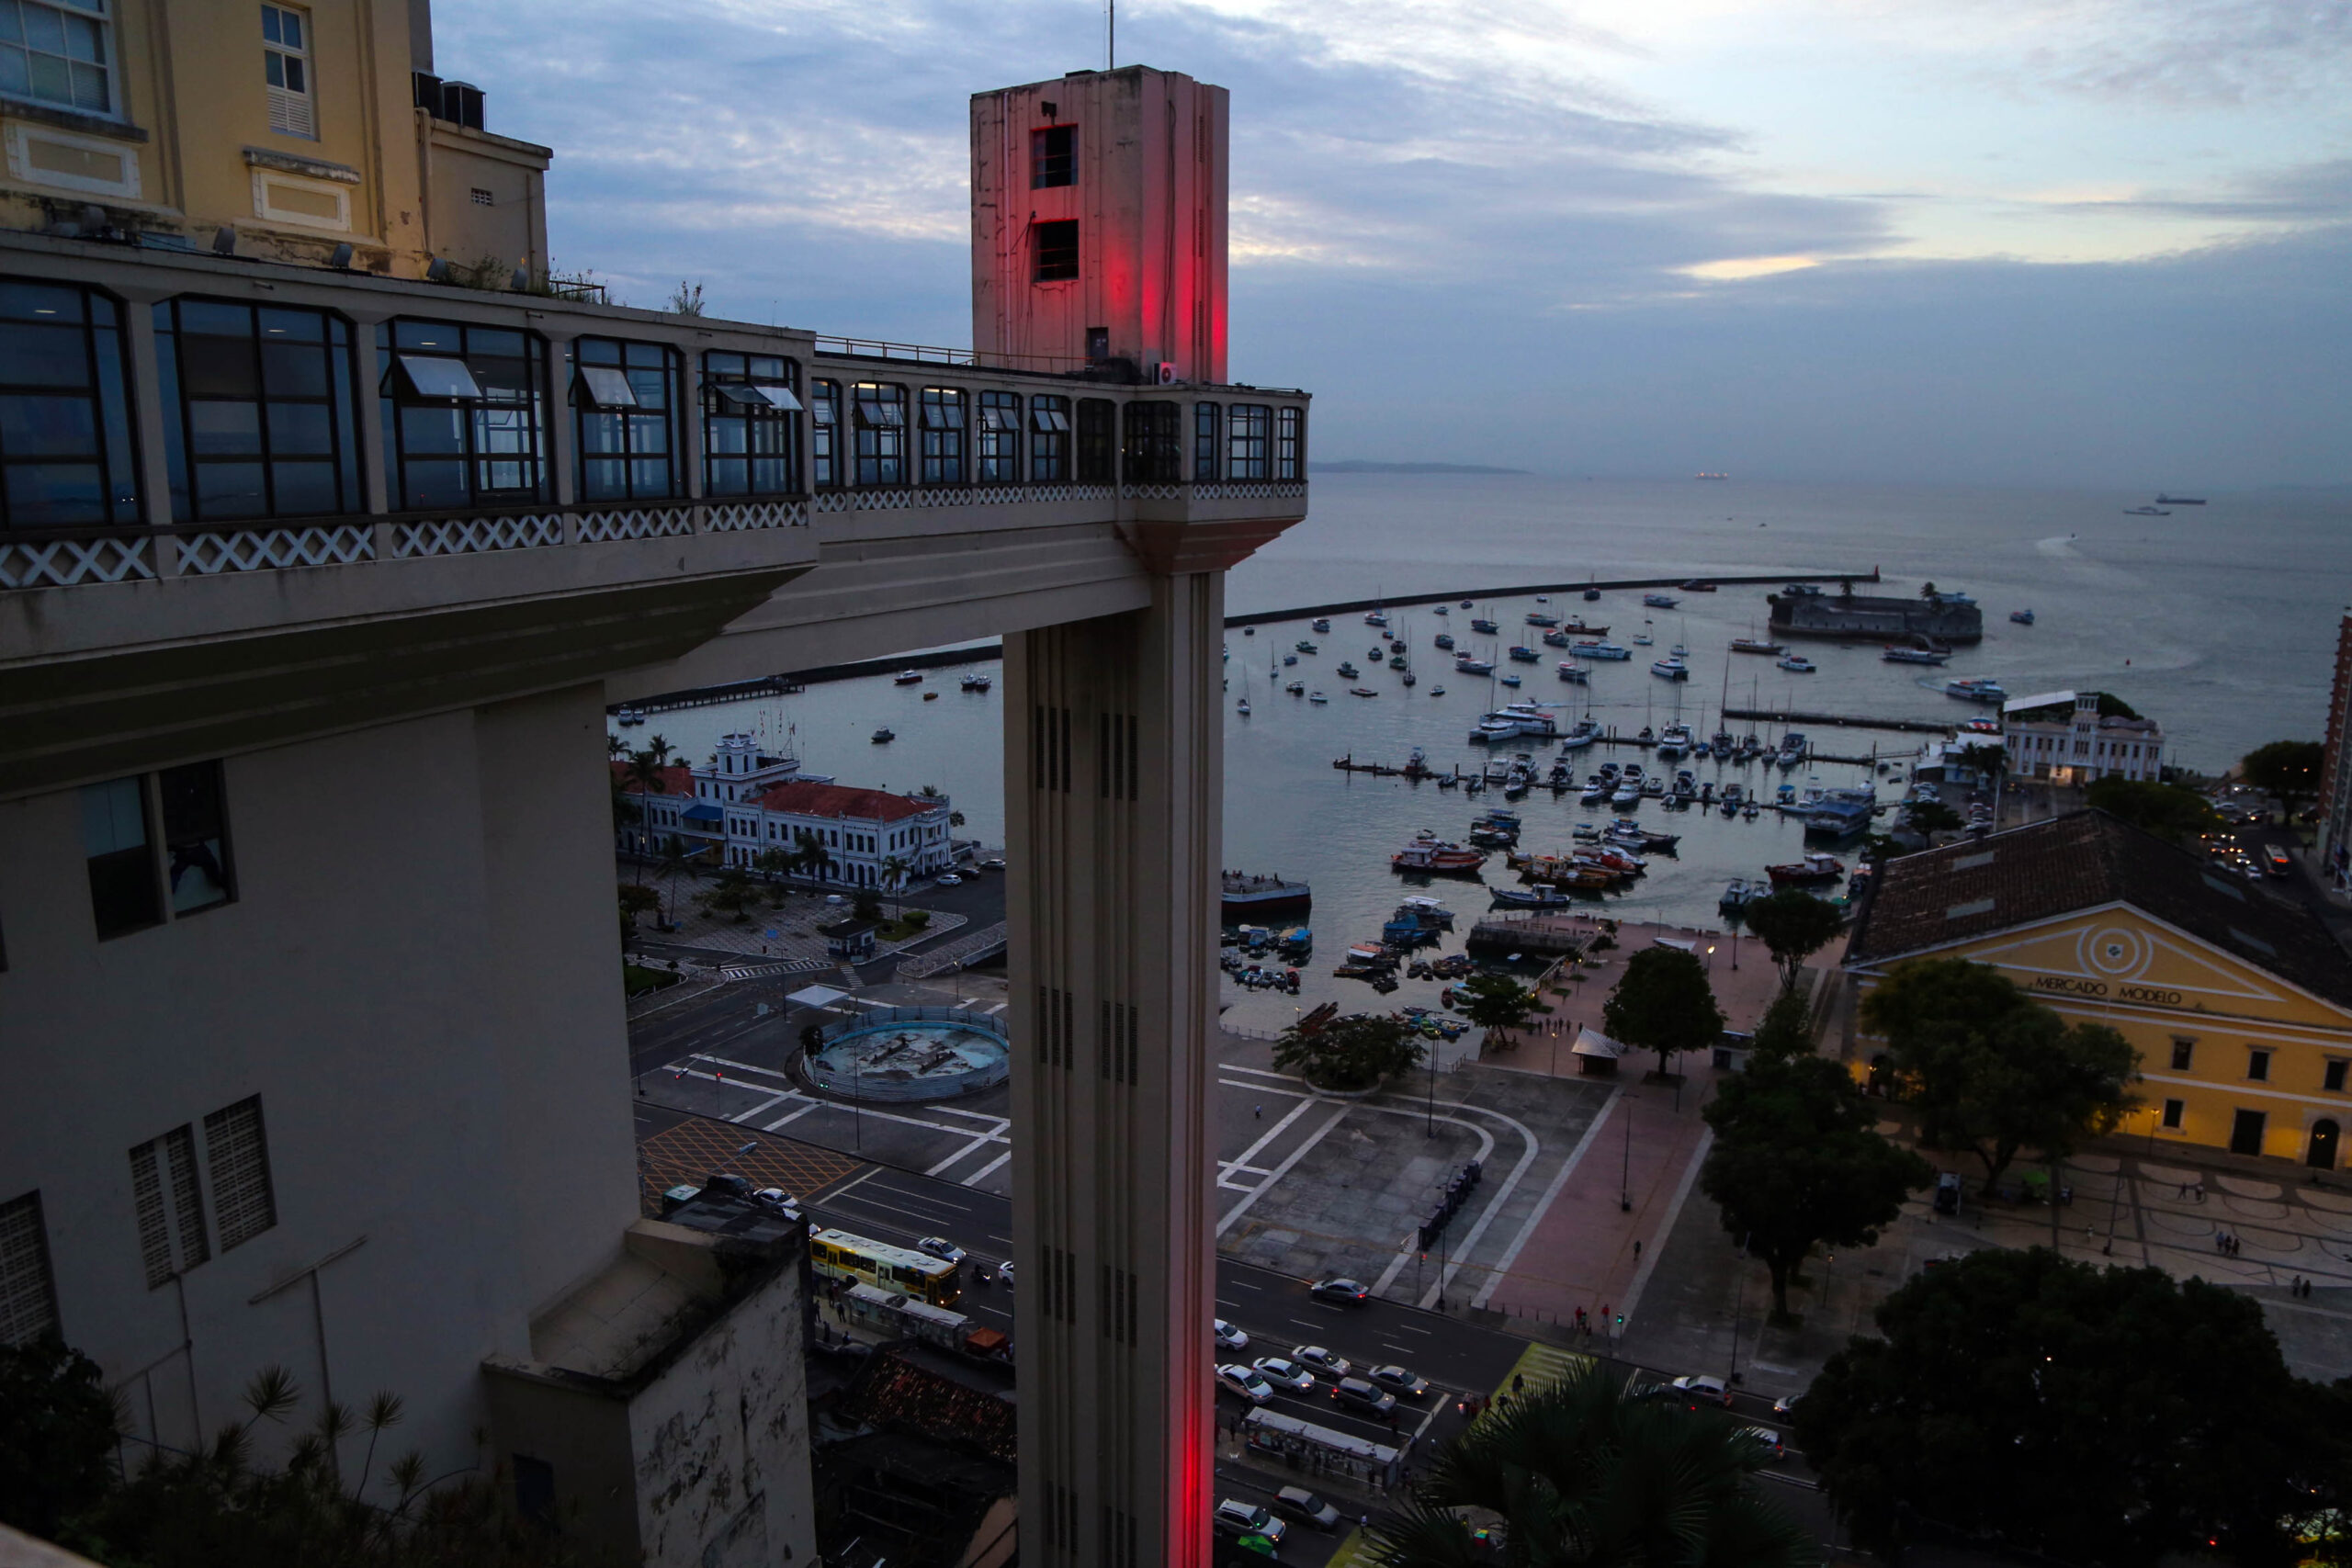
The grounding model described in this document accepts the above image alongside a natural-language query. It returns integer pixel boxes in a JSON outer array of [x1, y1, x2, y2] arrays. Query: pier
[[1464, 913, 1592, 958], [1721, 706, 1956, 736]]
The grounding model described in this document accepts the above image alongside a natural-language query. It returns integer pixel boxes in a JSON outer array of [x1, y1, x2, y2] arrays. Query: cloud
[[1679, 254, 1822, 280]]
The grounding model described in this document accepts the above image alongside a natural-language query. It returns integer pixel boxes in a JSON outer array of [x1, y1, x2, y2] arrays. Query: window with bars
[[1193, 401, 1220, 482], [1031, 124, 1073, 188], [129, 1124, 208, 1288], [1227, 403, 1270, 479], [1, 0, 114, 116], [1028, 394, 1069, 481], [918, 388, 965, 486], [852, 382, 905, 487], [809, 378, 841, 489], [1034, 220, 1079, 283], [261, 4, 313, 138], [0, 277, 141, 527], [1120, 400, 1182, 483], [204, 1097, 276, 1250], [1075, 398, 1114, 483], [572, 337, 681, 502], [155, 298, 362, 523], [702, 350, 800, 497], [378, 319, 546, 510], [976, 389, 1020, 482], [0, 1190, 59, 1348], [1277, 406, 1303, 480]]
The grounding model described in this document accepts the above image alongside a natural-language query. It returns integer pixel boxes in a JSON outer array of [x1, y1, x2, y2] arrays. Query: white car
[[936, 872, 962, 886], [1215, 1318, 1250, 1351], [1671, 1374, 1732, 1407], [980, 856, 1007, 870], [1293, 1345, 1351, 1378], [1216, 1364, 1275, 1404], [1742, 1426, 1785, 1458], [1213, 1500, 1285, 1544], [1252, 1357, 1315, 1393], [1367, 1363, 1428, 1396], [825, 894, 846, 906], [997, 1260, 1014, 1288], [916, 1235, 966, 1265]]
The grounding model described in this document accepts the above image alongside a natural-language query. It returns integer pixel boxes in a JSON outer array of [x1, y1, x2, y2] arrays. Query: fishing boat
[[1572, 640, 1631, 660], [1508, 645, 1541, 663], [1310, 617, 1331, 633], [1491, 884, 1574, 908], [1944, 677, 2007, 704], [1498, 672, 1521, 687], [1388, 654, 1409, 670], [1632, 627, 1654, 647], [1454, 655, 1497, 675], [1680, 580, 1718, 592], [1401, 670, 1418, 686], [1557, 661, 1589, 683], [1284, 681, 1306, 694], [1433, 633, 1455, 649], [1542, 629, 1571, 648], [1392, 833, 1487, 875], [1583, 586, 1601, 601], [1432, 604, 1449, 615], [1776, 654, 1816, 673], [1766, 851, 1845, 886], [923, 690, 939, 701], [1223, 871, 1313, 919], [1560, 618, 1609, 636], [1882, 643, 1951, 665], [871, 727, 895, 743], [2123, 506, 2170, 517], [1729, 637, 1782, 655], [1643, 592, 1679, 608], [1308, 690, 1329, 704], [1525, 611, 1559, 627], [1364, 609, 1390, 626], [1720, 877, 1755, 912], [893, 670, 923, 685], [1351, 686, 1381, 698], [1283, 653, 1298, 667], [2009, 609, 2035, 626], [1237, 696, 1251, 715], [960, 671, 993, 692], [1470, 616, 1499, 634], [1295, 639, 1318, 652], [1336, 661, 1359, 679], [1651, 657, 1690, 681], [1430, 686, 1445, 696]]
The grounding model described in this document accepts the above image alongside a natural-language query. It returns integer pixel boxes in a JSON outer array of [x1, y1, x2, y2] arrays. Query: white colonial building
[[616, 732, 953, 887], [2002, 691, 2165, 784]]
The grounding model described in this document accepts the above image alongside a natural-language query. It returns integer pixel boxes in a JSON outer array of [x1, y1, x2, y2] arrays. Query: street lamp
[[1620, 1097, 1634, 1213]]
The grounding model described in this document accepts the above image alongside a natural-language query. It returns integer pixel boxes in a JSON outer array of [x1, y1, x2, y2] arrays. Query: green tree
[[1738, 890, 1846, 994], [752, 846, 793, 906], [790, 828, 834, 885], [1861, 956, 2140, 1189], [2242, 739, 2325, 824], [1905, 798, 1963, 834], [1601, 945, 1724, 1078], [1454, 974, 1534, 1048], [650, 833, 692, 930], [1747, 988, 1815, 1064], [617, 883, 659, 939], [0, 1338, 119, 1542], [2086, 776, 2218, 841], [1272, 1012, 1424, 1091], [1797, 1247, 2349, 1565], [1702, 1055, 1931, 1320], [879, 854, 910, 920], [605, 731, 627, 758], [696, 867, 761, 924], [1954, 740, 2007, 788], [1366, 1359, 1814, 1568], [851, 886, 884, 923]]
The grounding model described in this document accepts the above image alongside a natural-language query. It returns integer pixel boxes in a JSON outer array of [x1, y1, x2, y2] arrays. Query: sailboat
[[1633, 618, 1654, 647]]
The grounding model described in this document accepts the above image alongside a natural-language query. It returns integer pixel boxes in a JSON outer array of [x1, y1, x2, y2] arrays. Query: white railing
[[1195, 481, 1307, 500], [392, 512, 565, 558], [706, 499, 805, 531], [0, 534, 155, 588], [574, 506, 695, 544], [177, 524, 375, 575]]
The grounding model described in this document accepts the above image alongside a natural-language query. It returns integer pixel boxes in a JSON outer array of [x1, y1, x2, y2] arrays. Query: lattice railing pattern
[[1118, 483, 1185, 501], [391, 513, 564, 558], [575, 506, 696, 544], [1193, 481, 1307, 500], [811, 483, 1118, 513], [178, 525, 375, 575], [0, 535, 155, 588], [707, 500, 806, 531]]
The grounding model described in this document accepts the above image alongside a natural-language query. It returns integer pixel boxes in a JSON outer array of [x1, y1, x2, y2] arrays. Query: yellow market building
[[1842, 810, 2352, 1171]]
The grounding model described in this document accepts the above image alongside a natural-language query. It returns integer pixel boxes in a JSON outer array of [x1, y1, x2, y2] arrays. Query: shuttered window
[[129, 1123, 209, 1287], [205, 1097, 277, 1250], [262, 4, 314, 138], [0, 1190, 61, 1348]]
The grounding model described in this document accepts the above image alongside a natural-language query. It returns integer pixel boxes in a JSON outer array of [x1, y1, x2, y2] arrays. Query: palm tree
[[621, 748, 673, 860], [880, 854, 910, 921], [791, 828, 835, 886], [646, 733, 673, 768], [606, 732, 627, 758], [651, 834, 692, 930], [1365, 1362, 1814, 1568]]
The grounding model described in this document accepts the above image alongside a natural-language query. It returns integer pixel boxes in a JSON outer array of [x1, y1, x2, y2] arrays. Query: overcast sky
[[437, 0, 2349, 487]]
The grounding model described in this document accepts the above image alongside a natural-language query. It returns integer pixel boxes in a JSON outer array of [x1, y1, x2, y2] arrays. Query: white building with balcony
[[2002, 690, 2166, 784]]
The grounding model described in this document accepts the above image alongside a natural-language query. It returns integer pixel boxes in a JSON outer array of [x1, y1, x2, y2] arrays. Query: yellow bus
[[808, 1228, 962, 1307]]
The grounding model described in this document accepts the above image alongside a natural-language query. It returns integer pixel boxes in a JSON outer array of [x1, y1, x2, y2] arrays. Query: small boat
[[1525, 612, 1559, 627], [1776, 654, 1816, 673], [1729, 637, 1782, 655], [1237, 696, 1251, 715], [1561, 619, 1609, 636], [1766, 852, 1845, 886], [1631, 630, 1654, 647], [1336, 661, 1360, 679], [1308, 691, 1329, 704], [1542, 629, 1571, 648], [1433, 604, 1450, 615], [1572, 640, 1630, 660], [1392, 833, 1486, 875], [1492, 884, 1574, 908], [871, 727, 895, 743], [1556, 661, 1589, 683], [1498, 673, 1521, 687], [1669, 643, 1688, 658], [1944, 677, 2007, 704], [1310, 617, 1332, 633], [1295, 639, 1318, 652], [1882, 644, 1951, 666], [923, 690, 939, 701], [615, 706, 645, 726], [960, 672, 993, 692], [893, 670, 923, 685], [1388, 655, 1410, 671], [1470, 617, 1499, 634], [1719, 877, 1754, 912], [1284, 681, 1306, 694], [1680, 580, 1717, 592], [1559, 718, 1603, 750], [1651, 658, 1690, 681], [1535, 594, 1550, 603], [1401, 670, 1418, 686], [1461, 599, 1475, 609], [1351, 686, 1381, 698], [2009, 609, 2035, 626], [1430, 686, 1446, 696], [1643, 592, 1679, 608], [1365, 609, 1390, 626], [1243, 626, 1255, 636], [1434, 633, 1455, 649], [2156, 494, 2206, 505], [1454, 655, 1496, 675], [1582, 587, 1601, 601], [2123, 506, 2170, 516], [1508, 645, 1541, 663]]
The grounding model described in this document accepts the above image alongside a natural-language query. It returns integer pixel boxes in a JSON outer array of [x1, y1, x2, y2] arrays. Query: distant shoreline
[[1312, 460, 1532, 476]]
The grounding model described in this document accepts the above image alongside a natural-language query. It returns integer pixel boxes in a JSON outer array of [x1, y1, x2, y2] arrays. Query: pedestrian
[[1254, 1104, 1262, 1119], [1513, 1371, 1524, 1393]]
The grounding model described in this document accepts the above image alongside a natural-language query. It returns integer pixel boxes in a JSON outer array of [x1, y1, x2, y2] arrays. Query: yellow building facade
[[0, 0, 546, 279], [1844, 810, 2352, 1171]]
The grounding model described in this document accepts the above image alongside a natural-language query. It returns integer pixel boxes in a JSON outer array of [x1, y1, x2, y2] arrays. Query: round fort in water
[[804, 1006, 1012, 1102]]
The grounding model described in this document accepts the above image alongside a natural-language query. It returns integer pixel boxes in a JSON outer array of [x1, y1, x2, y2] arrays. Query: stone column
[[1005, 569, 1224, 1568]]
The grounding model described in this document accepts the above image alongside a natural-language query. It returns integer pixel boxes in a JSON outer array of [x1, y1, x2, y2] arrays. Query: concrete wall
[[0, 682, 635, 1489]]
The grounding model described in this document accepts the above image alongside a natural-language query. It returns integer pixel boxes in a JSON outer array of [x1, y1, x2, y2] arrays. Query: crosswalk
[[718, 957, 830, 981], [1493, 1339, 1592, 1401]]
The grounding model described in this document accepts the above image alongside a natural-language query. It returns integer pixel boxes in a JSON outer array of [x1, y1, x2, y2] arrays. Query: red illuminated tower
[[971, 67, 1228, 383]]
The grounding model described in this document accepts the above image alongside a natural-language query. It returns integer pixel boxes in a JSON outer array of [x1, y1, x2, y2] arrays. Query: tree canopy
[[1860, 957, 2139, 1188], [1747, 990, 1815, 1065], [1367, 1360, 1815, 1568], [0, 1339, 118, 1543], [2242, 739, 2325, 821], [1273, 1012, 1424, 1091], [1601, 946, 1724, 1078], [1738, 890, 1846, 993], [1453, 974, 1535, 1043], [1702, 1055, 1930, 1320], [1797, 1247, 2351, 1566], [2086, 777, 2218, 841]]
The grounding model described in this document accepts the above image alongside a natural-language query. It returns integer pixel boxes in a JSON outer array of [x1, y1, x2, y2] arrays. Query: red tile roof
[[752, 780, 937, 823], [610, 760, 694, 797]]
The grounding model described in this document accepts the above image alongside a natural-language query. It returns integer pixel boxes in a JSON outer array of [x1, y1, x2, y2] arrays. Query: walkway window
[[1193, 401, 1220, 481], [81, 761, 235, 941], [1032, 124, 1074, 188], [572, 336, 681, 502], [1227, 403, 1270, 479], [82, 773, 157, 940], [810, 378, 841, 489], [378, 318, 545, 511], [1030, 394, 1069, 481], [918, 387, 966, 486], [1075, 398, 1114, 483], [852, 382, 906, 487], [976, 389, 1020, 482], [0, 279, 139, 526], [3, 0, 114, 115], [1035, 220, 1079, 282], [704, 350, 800, 497], [0, 1190, 60, 1347], [155, 298, 361, 522], [1277, 406, 1303, 480], [1121, 400, 1182, 483]]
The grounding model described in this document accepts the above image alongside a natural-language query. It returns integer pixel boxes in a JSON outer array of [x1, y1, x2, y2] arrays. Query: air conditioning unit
[[1155, 362, 1178, 386]]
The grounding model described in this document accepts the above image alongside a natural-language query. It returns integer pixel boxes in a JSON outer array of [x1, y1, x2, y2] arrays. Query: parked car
[[980, 856, 1007, 870], [1272, 1486, 1344, 1531], [1742, 1426, 1785, 1458], [1213, 1500, 1285, 1544], [1367, 1364, 1428, 1397], [1308, 1277, 1370, 1305], [936, 872, 962, 886], [1216, 1364, 1275, 1405], [1252, 1357, 1315, 1393], [1933, 1171, 1962, 1214], [1671, 1374, 1733, 1407], [996, 1260, 1014, 1288], [1333, 1377, 1397, 1416], [1293, 1346, 1351, 1378], [752, 1188, 801, 1221], [1215, 1318, 1250, 1351], [825, 894, 846, 906], [915, 1235, 966, 1265], [1771, 1392, 1803, 1418]]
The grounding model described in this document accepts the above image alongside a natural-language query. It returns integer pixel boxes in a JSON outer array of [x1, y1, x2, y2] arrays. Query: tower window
[[1035, 220, 1079, 282], [1031, 124, 1074, 188], [262, 5, 314, 138]]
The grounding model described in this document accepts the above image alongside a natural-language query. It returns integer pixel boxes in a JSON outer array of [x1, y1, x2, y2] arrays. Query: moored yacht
[[1776, 654, 1816, 673], [1572, 640, 1631, 660], [1944, 677, 2007, 703], [1651, 657, 1690, 681]]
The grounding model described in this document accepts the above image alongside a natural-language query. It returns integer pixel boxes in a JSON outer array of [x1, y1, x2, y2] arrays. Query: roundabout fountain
[[804, 1005, 1012, 1102]]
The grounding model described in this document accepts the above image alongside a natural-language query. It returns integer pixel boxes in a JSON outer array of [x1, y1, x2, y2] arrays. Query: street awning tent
[[1651, 935, 1697, 953], [1570, 1029, 1623, 1060], [682, 802, 724, 823], [786, 985, 850, 1010]]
